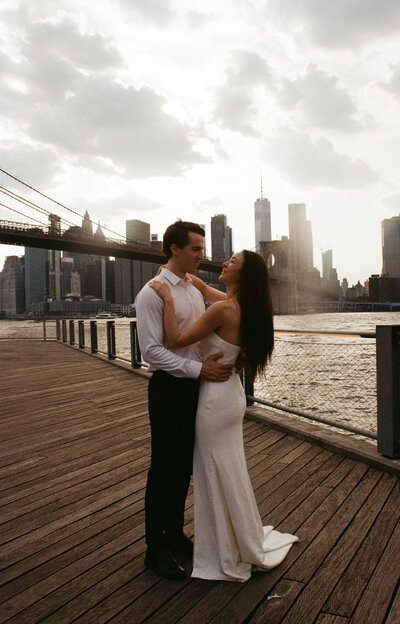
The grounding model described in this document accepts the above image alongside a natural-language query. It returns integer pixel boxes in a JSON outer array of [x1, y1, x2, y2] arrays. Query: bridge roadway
[[0, 220, 223, 273], [0, 340, 399, 624]]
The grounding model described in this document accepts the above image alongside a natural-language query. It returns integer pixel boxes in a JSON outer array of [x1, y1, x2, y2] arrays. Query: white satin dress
[[191, 332, 298, 582]]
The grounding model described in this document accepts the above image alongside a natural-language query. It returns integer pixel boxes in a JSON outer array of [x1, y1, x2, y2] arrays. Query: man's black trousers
[[145, 370, 200, 550]]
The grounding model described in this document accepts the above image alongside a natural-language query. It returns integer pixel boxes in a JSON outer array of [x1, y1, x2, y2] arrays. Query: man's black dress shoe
[[167, 534, 194, 557], [145, 547, 187, 581]]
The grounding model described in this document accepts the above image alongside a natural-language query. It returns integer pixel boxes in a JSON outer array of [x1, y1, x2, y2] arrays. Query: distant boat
[[95, 312, 117, 319]]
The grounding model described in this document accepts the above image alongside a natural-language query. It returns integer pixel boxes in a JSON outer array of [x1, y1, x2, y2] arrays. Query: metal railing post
[[78, 321, 85, 349], [69, 320, 75, 345], [56, 320, 61, 341], [42, 320, 47, 342], [376, 325, 400, 458], [244, 364, 254, 406], [107, 320, 116, 359], [130, 320, 142, 368], [90, 320, 98, 353], [62, 320, 67, 342]]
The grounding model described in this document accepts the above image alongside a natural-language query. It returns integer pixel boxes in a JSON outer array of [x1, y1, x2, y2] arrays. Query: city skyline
[[0, 192, 390, 289], [1, 1, 400, 285]]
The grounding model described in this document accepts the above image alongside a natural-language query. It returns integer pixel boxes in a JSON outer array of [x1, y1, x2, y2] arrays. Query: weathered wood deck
[[0, 340, 399, 624]]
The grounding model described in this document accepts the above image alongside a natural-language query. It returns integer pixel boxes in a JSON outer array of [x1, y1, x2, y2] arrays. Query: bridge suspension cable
[[0, 186, 78, 230], [0, 167, 131, 243], [0, 200, 50, 228]]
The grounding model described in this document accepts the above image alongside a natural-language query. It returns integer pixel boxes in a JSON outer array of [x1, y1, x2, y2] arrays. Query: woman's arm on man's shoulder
[[189, 274, 227, 302]]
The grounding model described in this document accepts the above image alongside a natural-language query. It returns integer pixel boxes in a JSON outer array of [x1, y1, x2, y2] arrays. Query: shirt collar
[[161, 267, 192, 286]]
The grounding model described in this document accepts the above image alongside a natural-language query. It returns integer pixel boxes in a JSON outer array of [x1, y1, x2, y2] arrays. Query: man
[[135, 220, 232, 581]]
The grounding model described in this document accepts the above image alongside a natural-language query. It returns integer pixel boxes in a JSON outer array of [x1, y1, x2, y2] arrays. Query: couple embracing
[[135, 220, 298, 583]]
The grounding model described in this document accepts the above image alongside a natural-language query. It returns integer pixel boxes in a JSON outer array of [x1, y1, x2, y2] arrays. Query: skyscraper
[[382, 215, 400, 277], [82, 210, 93, 236], [254, 182, 271, 250], [126, 219, 151, 244], [211, 214, 232, 260], [115, 219, 153, 304], [322, 249, 333, 280], [288, 203, 313, 271], [0, 256, 25, 314], [25, 247, 48, 310]]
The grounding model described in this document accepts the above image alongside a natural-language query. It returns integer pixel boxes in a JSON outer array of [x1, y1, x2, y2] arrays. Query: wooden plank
[[386, 584, 400, 624], [141, 460, 366, 624], [349, 519, 400, 624], [280, 472, 397, 624], [324, 480, 400, 616], [0, 341, 397, 624], [286, 467, 385, 583], [1, 485, 146, 583], [315, 615, 349, 624], [244, 578, 304, 624]]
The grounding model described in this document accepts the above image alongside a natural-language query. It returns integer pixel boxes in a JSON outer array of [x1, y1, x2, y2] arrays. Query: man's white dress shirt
[[135, 268, 205, 378]]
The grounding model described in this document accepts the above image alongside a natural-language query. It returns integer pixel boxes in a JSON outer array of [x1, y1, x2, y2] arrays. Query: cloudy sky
[[1, 0, 400, 285]]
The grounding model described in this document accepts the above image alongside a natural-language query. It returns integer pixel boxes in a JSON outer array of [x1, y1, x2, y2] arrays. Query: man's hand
[[200, 352, 232, 382], [234, 349, 246, 374]]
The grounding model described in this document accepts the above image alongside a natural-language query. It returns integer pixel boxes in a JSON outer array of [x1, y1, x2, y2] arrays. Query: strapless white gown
[[191, 332, 298, 582]]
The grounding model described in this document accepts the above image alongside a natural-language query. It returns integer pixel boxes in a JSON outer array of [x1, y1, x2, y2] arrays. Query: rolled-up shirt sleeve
[[135, 285, 202, 379]]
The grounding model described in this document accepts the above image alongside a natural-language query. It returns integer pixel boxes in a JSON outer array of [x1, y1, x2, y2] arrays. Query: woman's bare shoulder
[[209, 299, 239, 320]]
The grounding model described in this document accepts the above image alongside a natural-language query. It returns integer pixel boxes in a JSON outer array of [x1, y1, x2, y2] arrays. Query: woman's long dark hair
[[237, 250, 274, 381]]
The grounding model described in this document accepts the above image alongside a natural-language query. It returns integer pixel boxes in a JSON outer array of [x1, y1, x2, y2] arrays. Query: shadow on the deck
[[0, 340, 399, 624]]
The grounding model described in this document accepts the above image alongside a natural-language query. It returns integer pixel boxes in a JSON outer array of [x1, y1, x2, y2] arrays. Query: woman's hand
[[149, 281, 173, 303]]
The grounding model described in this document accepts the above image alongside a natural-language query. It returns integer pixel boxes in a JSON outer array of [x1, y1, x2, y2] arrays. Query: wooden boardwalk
[[0, 340, 399, 624]]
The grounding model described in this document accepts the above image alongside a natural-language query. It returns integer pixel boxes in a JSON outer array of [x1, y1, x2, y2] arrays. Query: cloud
[[225, 50, 271, 88], [185, 11, 212, 29], [214, 86, 260, 137], [0, 144, 62, 191], [0, 16, 208, 178], [85, 191, 162, 223], [116, 0, 174, 25], [0, 18, 123, 108], [265, 128, 378, 189], [268, 0, 400, 49], [277, 64, 367, 131], [27, 77, 208, 176], [381, 64, 400, 99], [214, 50, 272, 136], [28, 19, 123, 71], [383, 192, 400, 212]]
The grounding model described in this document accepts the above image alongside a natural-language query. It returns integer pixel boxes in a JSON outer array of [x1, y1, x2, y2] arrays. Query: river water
[[3, 311, 400, 435]]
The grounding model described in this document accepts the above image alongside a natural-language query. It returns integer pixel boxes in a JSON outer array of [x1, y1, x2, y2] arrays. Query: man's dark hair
[[163, 220, 205, 258]]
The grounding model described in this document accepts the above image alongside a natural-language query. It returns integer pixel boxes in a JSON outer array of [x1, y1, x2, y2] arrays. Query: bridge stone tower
[[259, 238, 298, 314]]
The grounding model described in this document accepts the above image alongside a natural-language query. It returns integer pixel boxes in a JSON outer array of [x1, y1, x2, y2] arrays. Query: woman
[[149, 250, 298, 582]]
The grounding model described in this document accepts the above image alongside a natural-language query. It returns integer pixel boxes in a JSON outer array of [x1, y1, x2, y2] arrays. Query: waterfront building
[[24, 247, 48, 311], [115, 219, 155, 304], [321, 249, 340, 297], [48, 249, 62, 301], [69, 270, 81, 297], [150, 234, 163, 276], [0, 256, 25, 315], [64, 214, 108, 301], [322, 249, 333, 280], [381, 215, 400, 277], [346, 281, 367, 300], [211, 214, 232, 261], [82, 210, 93, 236], [254, 190, 271, 251], [126, 219, 150, 244], [60, 257, 74, 298], [288, 203, 313, 271], [368, 274, 400, 302]]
